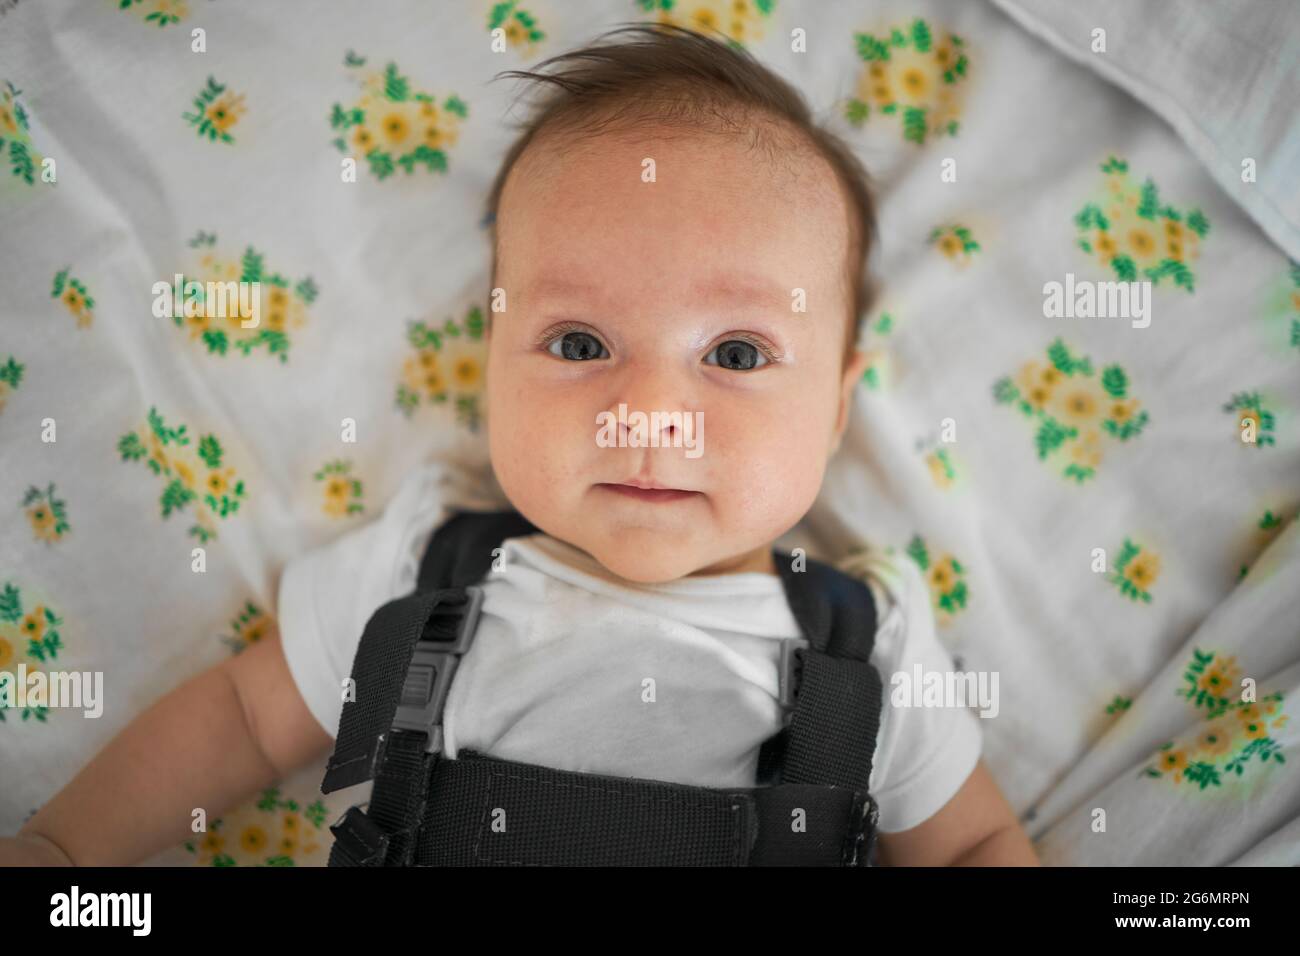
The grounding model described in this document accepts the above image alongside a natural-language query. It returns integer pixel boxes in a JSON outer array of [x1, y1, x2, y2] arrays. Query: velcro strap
[[411, 750, 866, 866]]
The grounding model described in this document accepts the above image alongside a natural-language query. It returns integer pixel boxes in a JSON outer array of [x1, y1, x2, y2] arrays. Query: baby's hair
[[485, 21, 879, 366]]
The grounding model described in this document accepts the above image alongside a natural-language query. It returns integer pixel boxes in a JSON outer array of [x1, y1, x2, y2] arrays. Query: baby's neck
[[684, 546, 778, 578]]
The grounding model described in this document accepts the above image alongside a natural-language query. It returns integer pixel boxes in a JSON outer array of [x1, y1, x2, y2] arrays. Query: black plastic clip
[[391, 586, 485, 753], [777, 637, 810, 711]]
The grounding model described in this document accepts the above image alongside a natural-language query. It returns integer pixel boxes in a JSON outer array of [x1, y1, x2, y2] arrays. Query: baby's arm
[[2, 627, 334, 866], [875, 759, 1039, 866]]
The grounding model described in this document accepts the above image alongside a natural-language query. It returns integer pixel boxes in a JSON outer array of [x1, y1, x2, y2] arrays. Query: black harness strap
[[323, 509, 884, 866], [321, 588, 464, 795], [414, 751, 867, 866], [416, 509, 540, 589]]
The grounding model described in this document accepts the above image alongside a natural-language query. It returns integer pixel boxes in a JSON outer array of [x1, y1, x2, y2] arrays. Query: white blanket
[[1, 0, 1296, 866]]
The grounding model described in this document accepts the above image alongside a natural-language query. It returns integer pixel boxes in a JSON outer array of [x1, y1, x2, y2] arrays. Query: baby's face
[[487, 126, 869, 584]]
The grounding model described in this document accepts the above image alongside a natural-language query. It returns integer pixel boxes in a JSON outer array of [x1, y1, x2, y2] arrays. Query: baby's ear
[[833, 349, 871, 447]]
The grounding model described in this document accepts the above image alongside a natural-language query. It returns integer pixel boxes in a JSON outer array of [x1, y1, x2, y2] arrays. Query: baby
[[3, 23, 1036, 867]]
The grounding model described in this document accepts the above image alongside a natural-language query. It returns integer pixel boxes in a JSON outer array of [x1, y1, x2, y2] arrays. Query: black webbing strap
[[416, 508, 540, 589], [413, 749, 868, 866], [326, 586, 483, 865], [325, 510, 886, 866], [759, 549, 884, 863], [321, 588, 464, 794]]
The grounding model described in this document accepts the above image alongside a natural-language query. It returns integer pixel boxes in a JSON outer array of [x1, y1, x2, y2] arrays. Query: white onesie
[[277, 461, 982, 833]]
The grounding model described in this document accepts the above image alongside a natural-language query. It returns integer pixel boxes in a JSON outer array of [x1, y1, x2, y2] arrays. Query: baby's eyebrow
[[690, 273, 790, 311], [526, 273, 789, 311]]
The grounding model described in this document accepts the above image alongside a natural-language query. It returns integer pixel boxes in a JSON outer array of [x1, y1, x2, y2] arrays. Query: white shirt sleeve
[[846, 551, 984, 833], [276, 461, 457, 739]]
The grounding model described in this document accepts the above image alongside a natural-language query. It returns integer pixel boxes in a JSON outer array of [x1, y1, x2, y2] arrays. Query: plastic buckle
[[777, 638, 810, 711], [391, 586, 484, 753]]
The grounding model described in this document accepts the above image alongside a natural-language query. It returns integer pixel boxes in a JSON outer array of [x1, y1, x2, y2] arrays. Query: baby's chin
[[582, 532, 717, 586]]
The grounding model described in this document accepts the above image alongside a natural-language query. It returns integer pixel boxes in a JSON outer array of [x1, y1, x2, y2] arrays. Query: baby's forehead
[[498, 127, 851, 274], [512, 120, 838, 199]]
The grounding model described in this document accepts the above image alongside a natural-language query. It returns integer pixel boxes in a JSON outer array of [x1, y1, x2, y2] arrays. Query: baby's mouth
[[595, 482, 701, 503]]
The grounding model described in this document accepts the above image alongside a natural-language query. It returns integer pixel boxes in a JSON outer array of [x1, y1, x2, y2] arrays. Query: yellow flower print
[[926, 451, 954, 489], [172, 458, 198, 492], [61, 287, 90, 327], [283, 813, 299, 833], [21, 606, 46, 641], [206, 92, 245, 135], [185, 311, 210, 338], [1054, 379, 1104, 426], [28, 504, 59, 542], [889, 48, 938, 107], [404, 351, 444, 396], [1241, 716, 1268, 740], [1123, 550, 1161, 593], [206, 468, 234, 497], [0, 630, 15, 670], [322, 475, 351, 517], [1069, 429, 1103, 470], [0, 102, 16, 135], [1015, 361, 1054, 411], [1095, 231, 1117, 259], [1193, 720, 1235, 757], [445, 344, 485, 392], [352, 125, 375, 152], [149, 0, 188, 24], [240, 826, 267, 855], [396, 310, 487, 426], [689, 5, 720, 32], [419, 100, 439, 121], [379, 109, 411, 147], [1198, 655, 1241, 698], [1127, 226, 1157, 263], [1158, 748, 1188, 777], [185, 77, 243, 144], [199, 831, 224, 855], [423, 126, 446, 149], [1109, 398, 1139, 423], [928, 555, 958, 593], [242, 615, 270, 645], [1235, 702, 1263, 724], [928, 225, 980, 265]]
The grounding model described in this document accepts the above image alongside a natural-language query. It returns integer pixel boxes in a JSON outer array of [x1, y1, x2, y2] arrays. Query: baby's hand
[[0, 832, 75, 867]]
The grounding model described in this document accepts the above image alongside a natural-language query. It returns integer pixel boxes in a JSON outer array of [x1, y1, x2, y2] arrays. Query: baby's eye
[[705, 339, 771, 371], [548, 330, 608, 361]]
